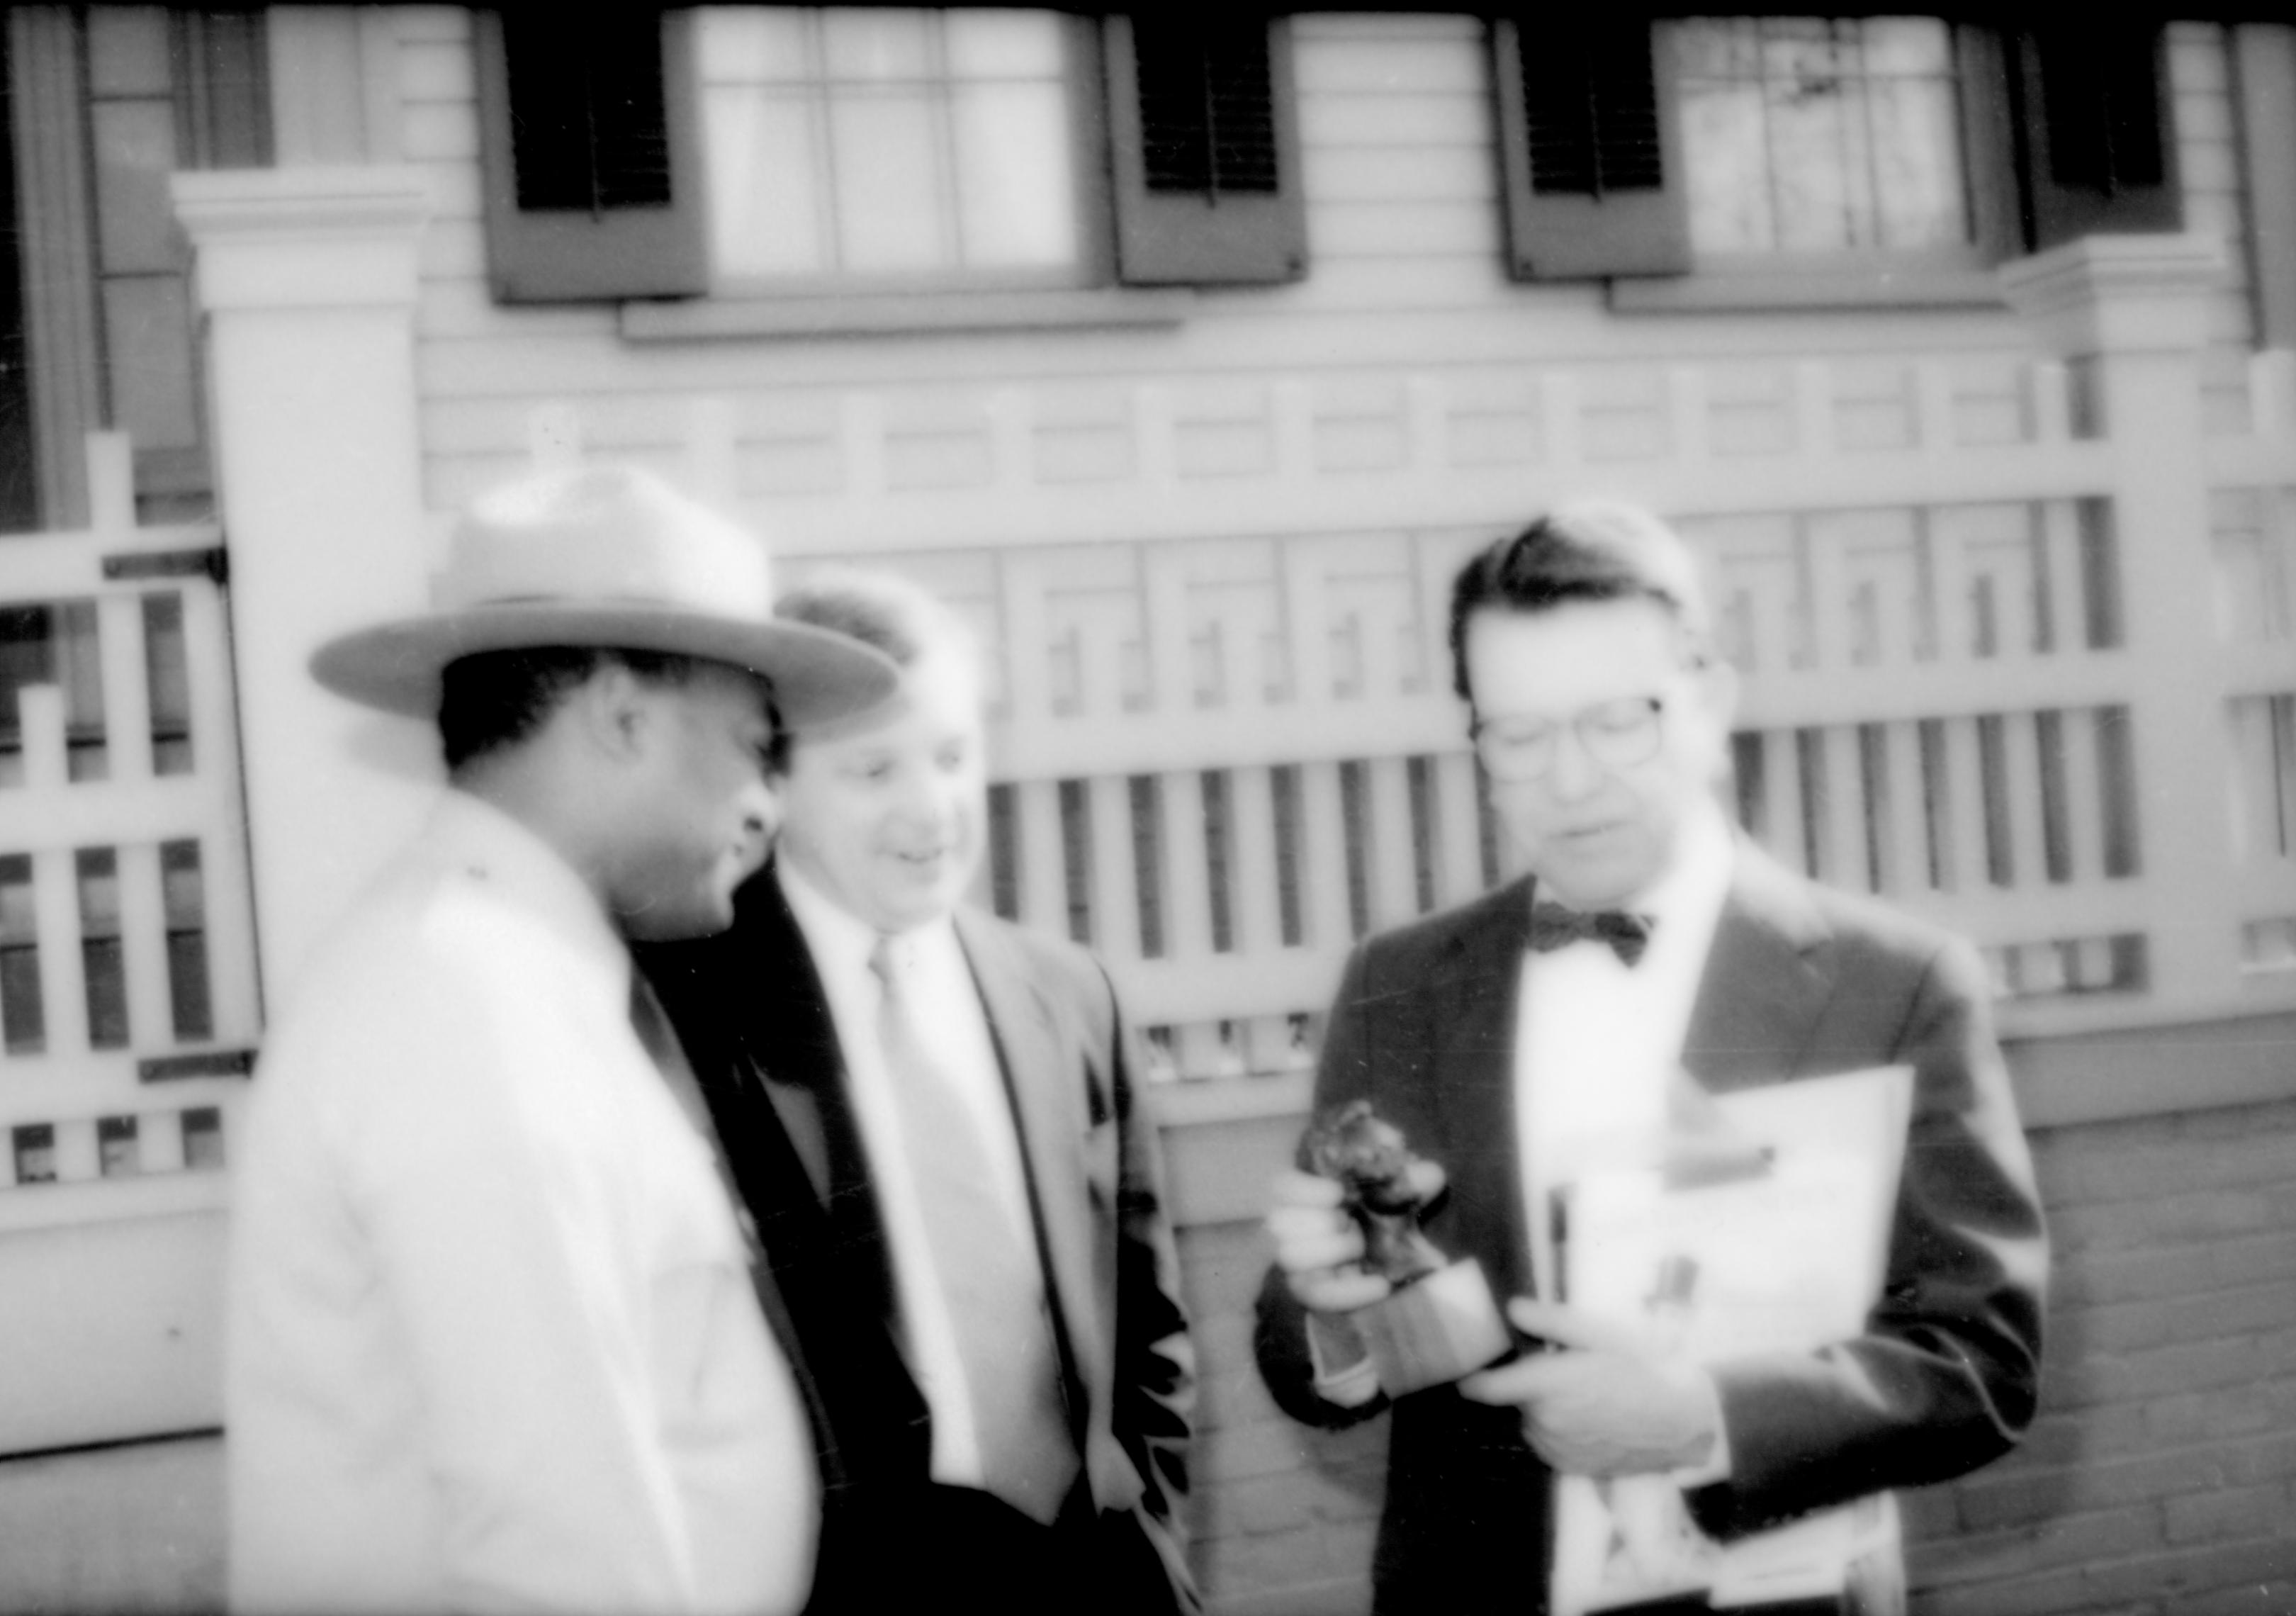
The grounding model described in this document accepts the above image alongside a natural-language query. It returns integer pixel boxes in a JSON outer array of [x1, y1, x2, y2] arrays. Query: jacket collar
[[950, 909, 1107, 1441]]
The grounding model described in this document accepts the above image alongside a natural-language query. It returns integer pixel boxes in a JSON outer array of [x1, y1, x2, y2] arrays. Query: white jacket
[[227, 792, 815, 1615]]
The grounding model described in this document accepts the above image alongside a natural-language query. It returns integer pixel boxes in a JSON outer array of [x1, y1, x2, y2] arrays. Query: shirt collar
[[425, 787, 632, 990], [775, 858, 960, 980], [1631, 791, 1735, 932]]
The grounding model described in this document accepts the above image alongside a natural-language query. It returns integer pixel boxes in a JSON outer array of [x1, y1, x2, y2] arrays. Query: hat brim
[[310, 605, 900, 729]]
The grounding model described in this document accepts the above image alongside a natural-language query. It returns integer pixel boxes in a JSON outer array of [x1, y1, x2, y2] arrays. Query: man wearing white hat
[[224, 466, 899, 1616]]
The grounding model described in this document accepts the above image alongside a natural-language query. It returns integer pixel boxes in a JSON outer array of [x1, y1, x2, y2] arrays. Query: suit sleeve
[[1251, 941, 1395, 1431], [1689, 936, 2048, 1538], [1086, 959, 1203, 1610]]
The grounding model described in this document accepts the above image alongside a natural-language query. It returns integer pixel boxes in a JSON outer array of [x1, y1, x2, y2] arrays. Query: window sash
[[697, 9, 1099, 295]]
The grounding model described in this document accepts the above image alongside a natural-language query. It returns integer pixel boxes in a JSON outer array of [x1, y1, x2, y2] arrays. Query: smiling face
[[604, 660, 779, 941], [772, 647, 985, 936], [1463, 597, 1735, 909]]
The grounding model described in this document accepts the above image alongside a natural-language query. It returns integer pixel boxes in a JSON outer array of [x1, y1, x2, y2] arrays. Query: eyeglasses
[[1470, 696, 1666, 783]]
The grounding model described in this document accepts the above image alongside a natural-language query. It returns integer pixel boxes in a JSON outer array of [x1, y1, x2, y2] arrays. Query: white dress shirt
[[1514, 792, 1738, 1552], [227, 792, 816, 1616], [1515, 795, 1736, 1309], [776, 863, 1043, 1488]]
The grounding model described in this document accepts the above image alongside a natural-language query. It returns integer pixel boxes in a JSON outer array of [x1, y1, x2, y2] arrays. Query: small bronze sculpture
[[1298, 1100, 1448, 1286], [1298, 1099, 1512, 1396]]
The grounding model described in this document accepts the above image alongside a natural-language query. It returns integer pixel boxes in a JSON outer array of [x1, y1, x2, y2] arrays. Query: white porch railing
[[510, 237, 2292, 1089], [0, 434, 259, 1452]]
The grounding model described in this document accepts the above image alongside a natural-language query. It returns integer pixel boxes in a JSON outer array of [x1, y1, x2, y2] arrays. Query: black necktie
[[1528, 901, 1653, 966]]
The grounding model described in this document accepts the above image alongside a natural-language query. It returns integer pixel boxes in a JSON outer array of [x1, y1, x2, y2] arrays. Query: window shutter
[[1494, 16, 1689, 281], [475, 10, 707, 303], [2017, 23, 2180, 247], [1105, 15, 1306, 286]]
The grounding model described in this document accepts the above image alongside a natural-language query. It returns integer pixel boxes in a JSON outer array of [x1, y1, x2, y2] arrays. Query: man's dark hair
[[438, 646, 709, 771], [1446, 500, 1712, 702]]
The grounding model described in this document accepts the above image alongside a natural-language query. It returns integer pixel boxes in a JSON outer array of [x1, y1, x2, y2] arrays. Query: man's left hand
[[1458, 1298, 1723, 1477]]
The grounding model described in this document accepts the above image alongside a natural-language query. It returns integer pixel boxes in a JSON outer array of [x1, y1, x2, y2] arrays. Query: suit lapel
[[1682, 841, 1837, 1092], [1425, 880, 1541, 1302], [955, 911, 1105, 1428]]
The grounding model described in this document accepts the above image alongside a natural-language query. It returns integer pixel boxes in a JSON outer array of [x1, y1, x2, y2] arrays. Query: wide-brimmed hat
[[310, 465, 898, 728]]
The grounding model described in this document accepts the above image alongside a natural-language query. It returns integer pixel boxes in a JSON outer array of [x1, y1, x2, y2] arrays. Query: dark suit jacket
[[643, 867, 1198, 1615], [1254, 844, 2047, 1616]]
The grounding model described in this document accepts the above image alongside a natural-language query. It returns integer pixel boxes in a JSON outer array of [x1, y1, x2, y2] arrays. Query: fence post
[[172, 167, 434, 1003], [2000, 232, 2244, 1006]]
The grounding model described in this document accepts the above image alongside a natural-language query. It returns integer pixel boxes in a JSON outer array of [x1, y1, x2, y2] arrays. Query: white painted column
[[171, 168, 437, 1003], [2001, 233, 2241, 1006]]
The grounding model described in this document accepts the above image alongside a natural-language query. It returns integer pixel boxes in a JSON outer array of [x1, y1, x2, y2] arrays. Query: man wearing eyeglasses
[[1254, 503, 2046, 1616]]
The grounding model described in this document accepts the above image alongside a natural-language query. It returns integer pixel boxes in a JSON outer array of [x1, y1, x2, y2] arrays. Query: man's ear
[[571, 661, 652, 763], [1694, 657, 1739, 734], [1688, 658, 1740, 788]]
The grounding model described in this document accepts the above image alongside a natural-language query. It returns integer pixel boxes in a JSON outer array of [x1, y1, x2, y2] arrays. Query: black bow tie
[[1528, 902, 1653, 966]]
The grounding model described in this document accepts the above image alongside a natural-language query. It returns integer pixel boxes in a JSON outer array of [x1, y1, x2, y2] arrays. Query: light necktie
[[870, 936, 1078, 1524]]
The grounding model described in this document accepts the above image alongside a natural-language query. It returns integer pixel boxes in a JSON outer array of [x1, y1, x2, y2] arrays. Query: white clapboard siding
[[0, 434, 256, 1452]]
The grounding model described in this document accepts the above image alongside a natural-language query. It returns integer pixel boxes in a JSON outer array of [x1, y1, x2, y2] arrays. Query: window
[[4, 7, 270, 528], [1674, 18, 1967, 257], [476, 9, 1307, 313], [699, 9, 1079, 288], [1495, 15, 2178, 303]]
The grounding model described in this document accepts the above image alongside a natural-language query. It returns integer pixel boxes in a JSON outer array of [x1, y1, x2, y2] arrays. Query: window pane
[[953, 81, 1073, 267], [1760, 17, 1849, 82], [1674, 16, 1758, 80], [1872, 79, 1966, 247], [696, 8, 814, 84], [1862, 16, 1953, 74], [821, 10, 933, 81], [706, 91, 830, 278], [91, 101, 183, 275], [830, 93, 950, 271], [1766, 55, 1867, 250], [1675, 16, 1965, 258], [1680, 81, 1775, 252], [947, 11, 1065, 79], [698, 6, 1078, 286]]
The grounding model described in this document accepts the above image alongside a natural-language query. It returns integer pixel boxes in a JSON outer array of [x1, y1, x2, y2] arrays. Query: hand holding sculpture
[[1291, 1099, 1512, 1396], [1297, 1100, 1450, 1286]]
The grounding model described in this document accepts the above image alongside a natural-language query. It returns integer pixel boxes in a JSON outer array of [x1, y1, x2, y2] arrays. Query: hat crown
[[309, 461, 899, 727], [438, 464, 773, 620]]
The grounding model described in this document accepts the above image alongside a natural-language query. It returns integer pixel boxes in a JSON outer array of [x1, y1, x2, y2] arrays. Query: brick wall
[[1173, 1095, 2296, 1616], [1908, 1098, 2296, 1615]]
